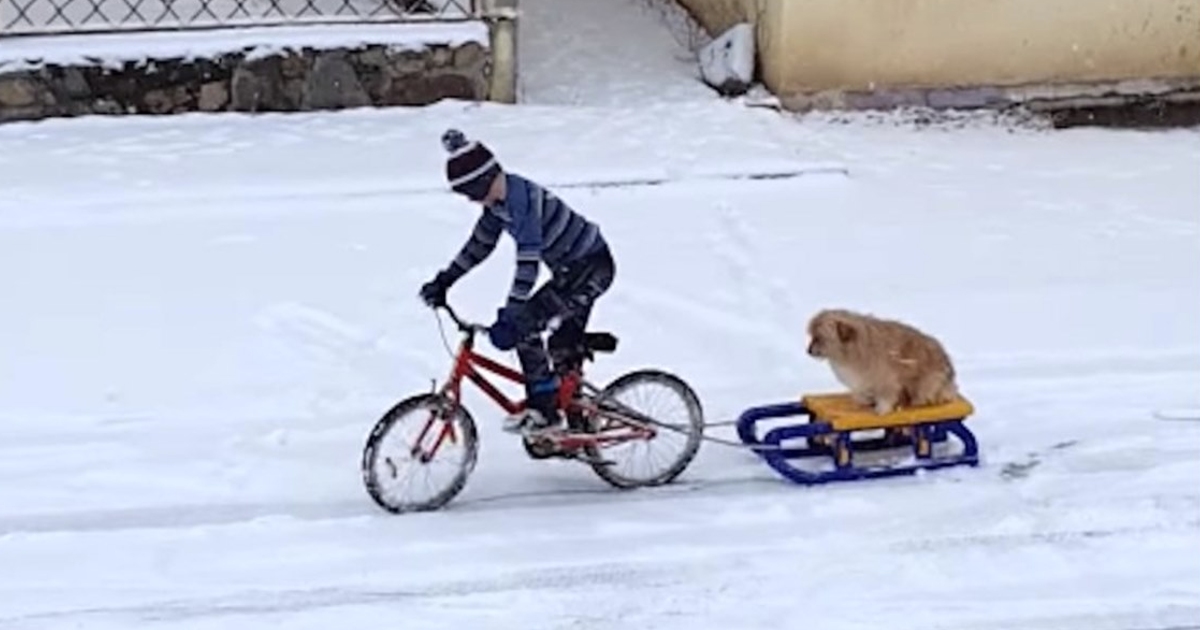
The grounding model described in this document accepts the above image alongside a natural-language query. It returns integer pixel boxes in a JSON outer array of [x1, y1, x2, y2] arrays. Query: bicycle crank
[[521, 431, 616, 467]]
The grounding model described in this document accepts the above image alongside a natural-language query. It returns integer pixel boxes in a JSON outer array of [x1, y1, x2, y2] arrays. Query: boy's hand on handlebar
[[419, 270, 454, 308]]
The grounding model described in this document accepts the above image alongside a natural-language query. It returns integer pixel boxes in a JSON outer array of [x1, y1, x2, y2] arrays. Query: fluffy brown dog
[[806, 309, 959, 414]]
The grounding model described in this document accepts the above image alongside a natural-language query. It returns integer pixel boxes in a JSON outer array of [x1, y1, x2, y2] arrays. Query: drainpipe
[[481, 0, 518, 104]]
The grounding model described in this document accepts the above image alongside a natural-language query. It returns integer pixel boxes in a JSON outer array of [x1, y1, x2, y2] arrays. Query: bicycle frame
[[442, 330, 584, 417], [410, 305, 653, 463], [410, 308, 580, 461]]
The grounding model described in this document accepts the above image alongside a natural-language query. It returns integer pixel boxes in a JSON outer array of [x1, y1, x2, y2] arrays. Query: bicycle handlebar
[[439, 302, 490, 335]]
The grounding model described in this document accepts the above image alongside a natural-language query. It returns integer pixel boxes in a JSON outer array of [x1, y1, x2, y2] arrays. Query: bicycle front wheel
[[361, 393, 479, 513]]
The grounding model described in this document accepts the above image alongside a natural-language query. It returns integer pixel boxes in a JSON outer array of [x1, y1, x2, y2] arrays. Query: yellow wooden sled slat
[[801, 393, 975, 431]]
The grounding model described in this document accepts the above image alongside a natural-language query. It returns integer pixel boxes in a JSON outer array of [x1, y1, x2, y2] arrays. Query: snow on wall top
[[0, 21, 489, 72]]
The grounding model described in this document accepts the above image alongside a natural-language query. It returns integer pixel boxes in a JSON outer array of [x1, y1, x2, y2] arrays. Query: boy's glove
[[488, 305, 524, 351], [419, 270, 455, 308]]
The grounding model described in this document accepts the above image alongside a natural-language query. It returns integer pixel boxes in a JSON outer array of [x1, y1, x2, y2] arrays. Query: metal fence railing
[[1, 0, 479, 35]]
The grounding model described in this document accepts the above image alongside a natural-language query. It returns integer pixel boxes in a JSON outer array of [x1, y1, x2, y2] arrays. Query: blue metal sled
[[736, 393, 979, 485]]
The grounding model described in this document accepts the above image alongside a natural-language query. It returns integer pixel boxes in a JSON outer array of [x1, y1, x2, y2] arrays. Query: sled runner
[[736, 393, 979, 484]]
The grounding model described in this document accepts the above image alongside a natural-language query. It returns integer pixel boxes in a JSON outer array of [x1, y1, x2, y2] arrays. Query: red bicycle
[[361, 302, 706, 513]]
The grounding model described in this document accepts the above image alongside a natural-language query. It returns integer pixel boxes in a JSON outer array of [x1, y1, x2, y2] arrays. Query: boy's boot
[[503, 377, 563, 434]]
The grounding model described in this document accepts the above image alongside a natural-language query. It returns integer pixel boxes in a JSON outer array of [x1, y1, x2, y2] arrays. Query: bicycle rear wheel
[[582, 369, 704, 489], [361, 393, 479, 513]]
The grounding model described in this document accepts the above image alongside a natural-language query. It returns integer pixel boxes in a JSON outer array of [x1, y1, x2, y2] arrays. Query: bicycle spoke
[[362, 394, 479, 513]]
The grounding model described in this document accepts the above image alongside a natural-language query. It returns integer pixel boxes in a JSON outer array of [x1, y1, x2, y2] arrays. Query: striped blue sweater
[[443, 173, 606, 304]]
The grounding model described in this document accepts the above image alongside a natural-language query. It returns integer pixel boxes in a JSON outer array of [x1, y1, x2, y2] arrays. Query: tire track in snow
[[0, 499, 373, 536], [0, 343, 1191, 537], [939, 611, 1200, 630], [883, 518, 1200, 555], [0, 560, 684, 627], [0, 393, 1190, 537], [958, 349, 1200, 384], [0, 166, 848, 230], [0, 447, 1193, 538], [705, 202, 809, 381], [2, 519, 1196, 628]]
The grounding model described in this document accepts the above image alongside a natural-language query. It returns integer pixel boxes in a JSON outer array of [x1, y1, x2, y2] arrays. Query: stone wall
[[0, 40, 490, 124]]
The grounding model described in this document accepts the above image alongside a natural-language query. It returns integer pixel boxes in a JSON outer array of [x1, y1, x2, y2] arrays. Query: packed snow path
[[1, 102, 1198, 629], [517, 0, 715, 105]]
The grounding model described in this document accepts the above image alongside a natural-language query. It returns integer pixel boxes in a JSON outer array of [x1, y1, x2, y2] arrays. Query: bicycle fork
[[410, 382, 462, 464]]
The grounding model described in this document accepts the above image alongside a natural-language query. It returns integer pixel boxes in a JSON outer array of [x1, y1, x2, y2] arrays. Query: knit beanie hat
[[442, 129, 501, 202]]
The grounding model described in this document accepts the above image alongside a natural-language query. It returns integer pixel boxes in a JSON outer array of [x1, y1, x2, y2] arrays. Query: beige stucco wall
[[680, 0, 1200, 101]]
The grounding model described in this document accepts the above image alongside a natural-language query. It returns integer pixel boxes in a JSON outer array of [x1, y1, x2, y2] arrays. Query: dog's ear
[[835, 320, 856, 343]]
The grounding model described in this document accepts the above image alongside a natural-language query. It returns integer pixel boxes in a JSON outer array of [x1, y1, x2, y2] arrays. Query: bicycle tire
[[584, 369, 705, 489], [361, 393, 479, 513]]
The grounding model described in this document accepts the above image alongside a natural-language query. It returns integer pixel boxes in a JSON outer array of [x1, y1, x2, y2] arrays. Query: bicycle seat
[[584, 332, 618, 354]]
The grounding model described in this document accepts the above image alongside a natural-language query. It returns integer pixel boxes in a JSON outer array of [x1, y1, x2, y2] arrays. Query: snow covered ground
[[1, 0, 1200, 627], [1, 100, 1198, 629]]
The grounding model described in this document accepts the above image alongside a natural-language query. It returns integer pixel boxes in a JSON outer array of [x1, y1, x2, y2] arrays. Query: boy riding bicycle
[[419, 129, 616, 435]]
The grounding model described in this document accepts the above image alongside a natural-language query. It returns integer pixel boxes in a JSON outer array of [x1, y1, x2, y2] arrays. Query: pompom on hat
[[442, 129, 501, 202]]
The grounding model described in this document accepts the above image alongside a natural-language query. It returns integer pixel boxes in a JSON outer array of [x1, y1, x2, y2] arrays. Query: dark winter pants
[[514, 245, 616, 397]]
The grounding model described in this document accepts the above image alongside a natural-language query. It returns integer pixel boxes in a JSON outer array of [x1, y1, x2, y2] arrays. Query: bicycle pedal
[[522, 435, 561, 460], [525, 436, 610, 465]]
